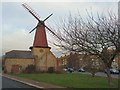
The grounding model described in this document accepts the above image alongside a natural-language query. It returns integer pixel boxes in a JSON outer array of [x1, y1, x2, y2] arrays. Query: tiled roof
[[5, 50, 33, 59]]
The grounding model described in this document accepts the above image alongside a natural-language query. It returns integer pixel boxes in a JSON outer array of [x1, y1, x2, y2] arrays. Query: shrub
[[47, 67, 55, 73], [25, 64, 35, 73]]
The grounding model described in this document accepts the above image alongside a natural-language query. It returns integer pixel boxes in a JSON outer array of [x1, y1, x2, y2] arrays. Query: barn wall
[[31, 47, 58, 72], [47, 52, 57, 69], [4, 58, 34, 73]]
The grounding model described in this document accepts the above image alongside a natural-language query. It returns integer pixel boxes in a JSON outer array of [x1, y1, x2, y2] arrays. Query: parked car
[[110, 69, 119, 74], [63, 68, 68, 72], [67, 68, 74, 73], [105, 68, 119, 74], [78, 68, 85, 72]]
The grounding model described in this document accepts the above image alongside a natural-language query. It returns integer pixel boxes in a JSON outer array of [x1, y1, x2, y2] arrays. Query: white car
[[78, 68, 85, 72], [105, 68, 119, 74], [63, 68, 68, 72], [110, 69, 119, 74]]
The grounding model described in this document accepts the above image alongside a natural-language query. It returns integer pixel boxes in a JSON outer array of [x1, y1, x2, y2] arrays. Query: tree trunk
[[92, 72, 95, 77], [106, 68, 112, 85]]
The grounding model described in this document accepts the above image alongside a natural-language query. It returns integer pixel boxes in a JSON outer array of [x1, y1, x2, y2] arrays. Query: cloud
[[1, 2, 118, 57], [1, 0, 119, 2], [2, 29, 34, 54], [0, 3, 2, 56]]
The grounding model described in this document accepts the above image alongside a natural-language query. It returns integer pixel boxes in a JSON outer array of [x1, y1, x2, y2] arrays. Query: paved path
[[2, 76, 34, 88], [0, 75, 2, 90], [2, 74, 64, 89]]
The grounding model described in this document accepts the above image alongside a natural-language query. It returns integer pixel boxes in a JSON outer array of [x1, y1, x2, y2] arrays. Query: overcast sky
[[1, 0, 119, 57]]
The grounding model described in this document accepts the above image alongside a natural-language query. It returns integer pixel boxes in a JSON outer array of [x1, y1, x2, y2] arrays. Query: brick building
[[59, 53, 104, 70], [4, 49, 60, 73]]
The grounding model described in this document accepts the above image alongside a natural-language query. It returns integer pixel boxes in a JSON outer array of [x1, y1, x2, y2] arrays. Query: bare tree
[[84, 55, 103, 77], [67, 52, 80, 69], [55, 11, 120, 85]]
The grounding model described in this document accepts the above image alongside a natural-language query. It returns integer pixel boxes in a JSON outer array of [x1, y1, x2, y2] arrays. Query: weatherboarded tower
[[22, 3, 59, 72]]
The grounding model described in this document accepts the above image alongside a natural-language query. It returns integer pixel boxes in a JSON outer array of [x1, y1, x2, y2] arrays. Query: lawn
[[13, 73, 119, 88]]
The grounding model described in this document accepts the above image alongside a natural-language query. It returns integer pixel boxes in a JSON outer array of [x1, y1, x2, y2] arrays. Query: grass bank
[[12, 73, 119, 88]]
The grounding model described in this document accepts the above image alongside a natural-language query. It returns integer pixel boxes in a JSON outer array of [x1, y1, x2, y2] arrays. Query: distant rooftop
[[5, 50, 33, 59]]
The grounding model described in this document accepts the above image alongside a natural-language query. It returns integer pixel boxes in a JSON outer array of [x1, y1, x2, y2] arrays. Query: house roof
[[5, 50, 34, 59]]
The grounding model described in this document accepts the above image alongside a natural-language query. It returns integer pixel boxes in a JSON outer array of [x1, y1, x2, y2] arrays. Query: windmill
[[22, 3, 60, 49], [22, 3, 60, 72]]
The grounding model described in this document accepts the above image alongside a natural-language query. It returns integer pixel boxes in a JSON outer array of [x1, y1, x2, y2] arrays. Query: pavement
[[2, 73, 65, 89], [75, 71, 120, 79], [2, 76, 34, 88], [0, 74, 2, 90]]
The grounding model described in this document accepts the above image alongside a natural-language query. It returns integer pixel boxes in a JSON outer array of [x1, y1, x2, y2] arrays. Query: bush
[[47, 67, 55, 73], [25, 64, 35, 73]]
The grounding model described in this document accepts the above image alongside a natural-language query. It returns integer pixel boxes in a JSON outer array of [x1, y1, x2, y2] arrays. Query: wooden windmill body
[[22, 3, 59, 72]]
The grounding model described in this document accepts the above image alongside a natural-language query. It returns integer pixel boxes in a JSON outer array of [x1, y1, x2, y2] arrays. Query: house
[[4, 50, 34, 73], [59, 53, 81, 69], [113, 52, 120, 70], [4, 48, 60, 73], [59, 53, 104, 70]]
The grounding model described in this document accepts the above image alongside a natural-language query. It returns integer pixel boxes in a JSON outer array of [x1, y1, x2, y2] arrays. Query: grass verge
[[12, 73, 119, 88]]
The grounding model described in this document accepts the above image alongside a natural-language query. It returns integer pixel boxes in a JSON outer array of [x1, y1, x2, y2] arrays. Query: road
[[75, 71, 120, 79], [95, 72, 119, 79], [0, 75, 2, 90], [2, 76, 34, 88]]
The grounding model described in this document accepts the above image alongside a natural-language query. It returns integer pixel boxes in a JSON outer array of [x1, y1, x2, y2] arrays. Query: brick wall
[[4, 58, 34, 73]]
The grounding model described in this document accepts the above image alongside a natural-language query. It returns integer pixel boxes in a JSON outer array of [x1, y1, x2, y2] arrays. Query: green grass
[[13, 73, 119, 88]]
